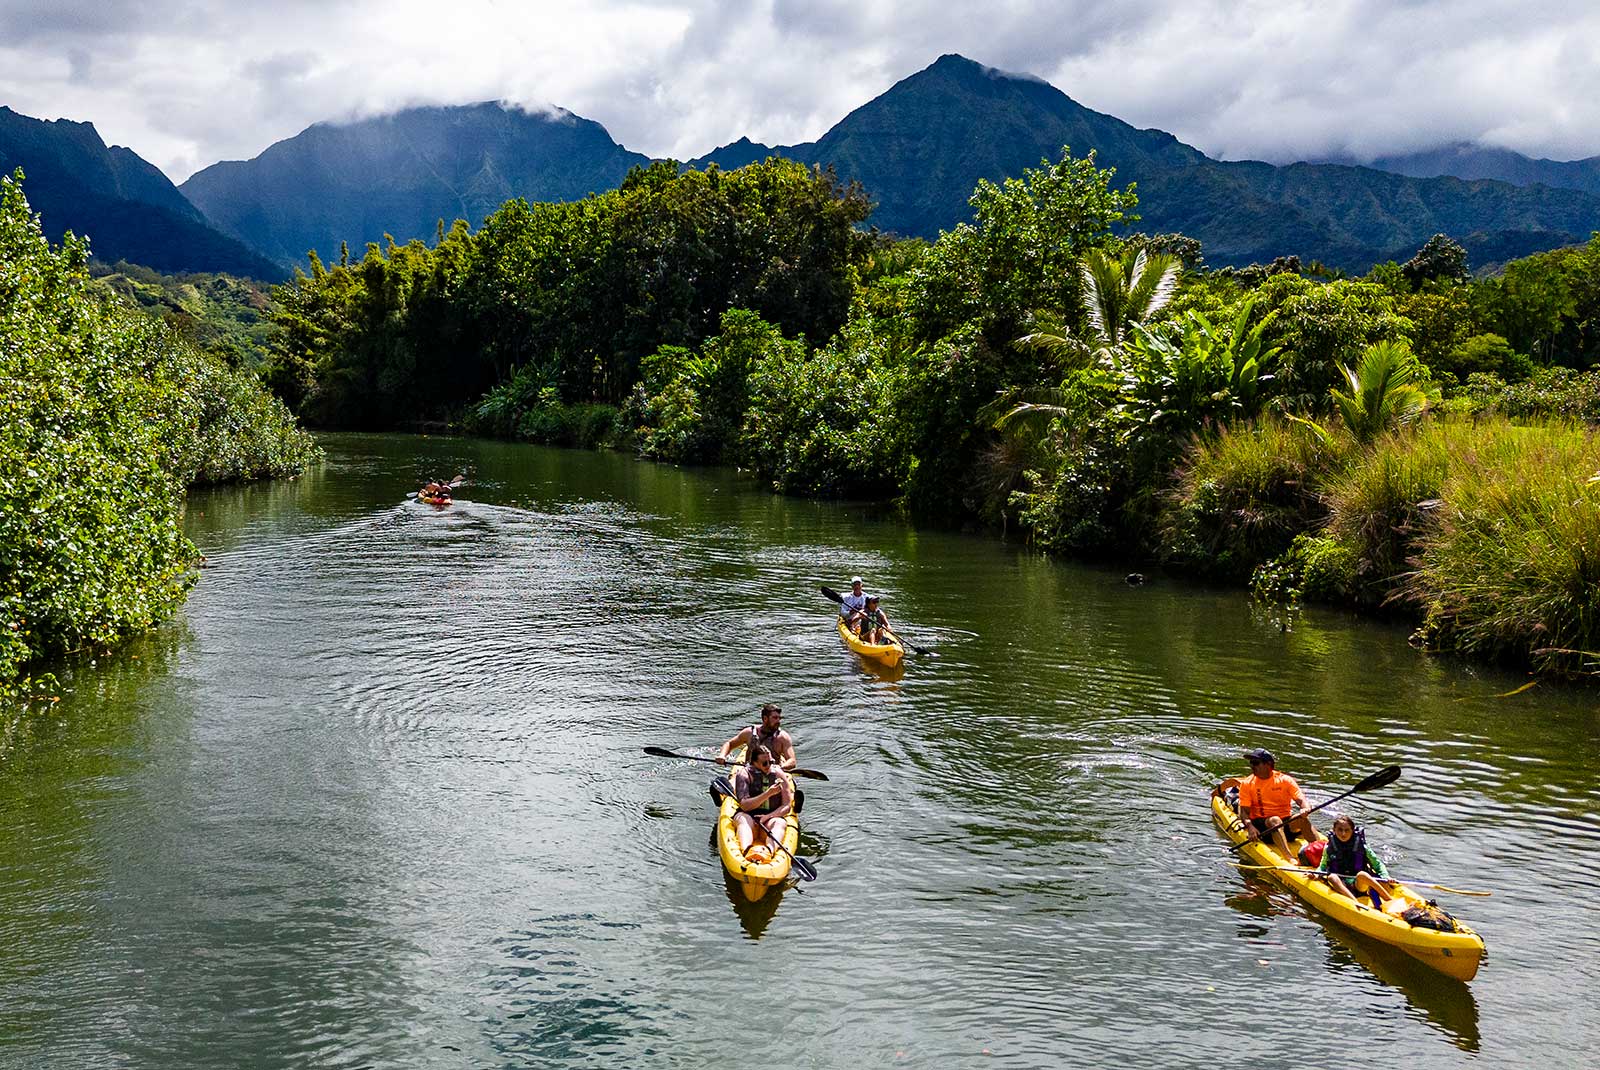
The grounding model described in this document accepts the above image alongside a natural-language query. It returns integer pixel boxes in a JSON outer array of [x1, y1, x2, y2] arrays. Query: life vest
[[740, 764, 780, 816], [1325, 829, 1374, 878]]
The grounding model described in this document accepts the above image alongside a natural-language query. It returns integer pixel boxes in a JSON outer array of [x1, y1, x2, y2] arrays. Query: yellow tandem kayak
[[715, 771, 801, 902], [1212, 788, 1486, 981], [836, 617, 905, 666]]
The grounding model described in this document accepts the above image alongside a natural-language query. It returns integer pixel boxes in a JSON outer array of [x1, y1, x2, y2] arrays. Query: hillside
[[181, 102, 650, 268], [692, 55, 1600, 269], [0, 106, 285, 279], [1358, 142, 1600, 198]]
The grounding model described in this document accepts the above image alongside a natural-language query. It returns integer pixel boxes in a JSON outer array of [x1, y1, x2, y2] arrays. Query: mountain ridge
[[0, 106, 284, 278], [181, 101, 650, 267]]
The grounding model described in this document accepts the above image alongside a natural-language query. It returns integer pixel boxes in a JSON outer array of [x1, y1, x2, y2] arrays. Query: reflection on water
[[1, 432, 1596, 1069]]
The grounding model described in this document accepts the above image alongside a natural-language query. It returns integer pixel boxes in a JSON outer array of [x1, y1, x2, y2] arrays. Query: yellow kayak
[[417, 492, 451, 506], [1212, 788, 1486, 981], [836, 617, 904, 666], [715, 761, 800, 902]]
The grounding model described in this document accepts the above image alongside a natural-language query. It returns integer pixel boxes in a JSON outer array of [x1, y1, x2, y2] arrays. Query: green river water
[[1, 433, 1596, 1068]]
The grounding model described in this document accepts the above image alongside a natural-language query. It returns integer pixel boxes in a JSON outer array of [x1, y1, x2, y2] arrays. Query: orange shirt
[[1239, 770, 1300, 819]]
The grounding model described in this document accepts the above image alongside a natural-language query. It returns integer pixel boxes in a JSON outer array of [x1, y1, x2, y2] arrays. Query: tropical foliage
[[1, 172, 316, 701]]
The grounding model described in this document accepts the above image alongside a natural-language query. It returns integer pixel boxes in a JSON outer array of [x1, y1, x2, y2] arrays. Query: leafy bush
[[1437, 333, 1532, 384], [739, 303, 912, 497], [1, 171, 316, 700], [1251, 534, 1358, 604], [1454, 367, 1600, 424]]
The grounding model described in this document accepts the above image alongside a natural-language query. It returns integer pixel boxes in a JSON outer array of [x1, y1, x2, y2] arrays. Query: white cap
[[850, 576, 863, 585]]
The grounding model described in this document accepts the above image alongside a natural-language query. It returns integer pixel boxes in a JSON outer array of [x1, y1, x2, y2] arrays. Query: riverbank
[[0, 174, 318, 705]]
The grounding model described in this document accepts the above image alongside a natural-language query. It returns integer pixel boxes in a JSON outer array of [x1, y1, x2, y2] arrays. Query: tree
[[1402, 234, 1469, 289], [908, 148, 1138, 343]]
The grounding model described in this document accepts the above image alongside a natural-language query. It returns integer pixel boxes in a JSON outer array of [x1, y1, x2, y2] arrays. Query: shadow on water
[[1223, 874, 1481, 1052], [721, 871, 787, 939], [1320, 926, 1482, 1053]]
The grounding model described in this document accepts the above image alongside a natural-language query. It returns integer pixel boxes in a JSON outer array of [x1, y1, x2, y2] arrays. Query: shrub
[[1162, 416, 1349, 578], [2, 171, 315, 701], [1438, 333, 1533, 384], [739, 304, 911, 497], [1251, 534, 1358, 604]]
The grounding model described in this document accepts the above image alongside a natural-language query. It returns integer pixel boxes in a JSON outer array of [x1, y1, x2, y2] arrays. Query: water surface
[[1, 433, 1595, 1068]]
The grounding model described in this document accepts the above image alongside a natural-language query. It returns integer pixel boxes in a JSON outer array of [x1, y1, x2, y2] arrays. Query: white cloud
[[0, 0, 1596, 181]]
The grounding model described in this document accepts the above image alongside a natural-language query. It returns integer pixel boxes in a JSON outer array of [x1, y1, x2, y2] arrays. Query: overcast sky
[[1, 0, 1597, 183]]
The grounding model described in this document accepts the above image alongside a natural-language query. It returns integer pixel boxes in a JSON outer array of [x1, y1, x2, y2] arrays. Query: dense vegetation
[[263, 145, 1600, 677], [1, 173, 317, 704]]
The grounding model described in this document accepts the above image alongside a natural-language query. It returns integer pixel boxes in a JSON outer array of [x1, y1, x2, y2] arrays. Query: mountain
[[0, 106, 286, 279], [692, 55, 1600, 269], [1357, 142, 1600, 198], [181, 102, 650, 269]]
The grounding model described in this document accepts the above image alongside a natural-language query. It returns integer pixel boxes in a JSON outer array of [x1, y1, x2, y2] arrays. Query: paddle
[[642, 746, 829, 782], [819, 585, 937, 657], [1227, 765, 1403, 853], [1228, 862, 1491, 897], [710, 774, 817, 882]]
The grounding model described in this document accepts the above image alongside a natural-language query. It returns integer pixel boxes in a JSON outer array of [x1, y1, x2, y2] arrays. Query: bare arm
[[718, 728, 751, 764], [765, 775, 794, 820]]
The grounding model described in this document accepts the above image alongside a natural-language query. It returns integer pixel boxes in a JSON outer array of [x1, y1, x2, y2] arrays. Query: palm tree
[[1003, 247, 1182, 431], [1331, 340, 1433, 442]]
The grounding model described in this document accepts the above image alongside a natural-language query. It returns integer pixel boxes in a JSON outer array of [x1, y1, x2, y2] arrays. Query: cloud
[[0, 0, 1596, 182]]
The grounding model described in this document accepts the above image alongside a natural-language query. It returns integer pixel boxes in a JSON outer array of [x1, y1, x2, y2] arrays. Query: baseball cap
[[850, 576, 863, 585], [1243, 748, 1276, 765]]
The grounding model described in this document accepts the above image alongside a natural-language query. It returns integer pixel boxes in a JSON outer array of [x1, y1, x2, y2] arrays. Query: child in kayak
[[860, 596, 891, 645], [1319, 814, 1396, 906], [732, 745, 793, 863]]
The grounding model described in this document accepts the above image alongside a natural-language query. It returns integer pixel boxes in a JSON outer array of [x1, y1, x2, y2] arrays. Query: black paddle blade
[[642, 746, 683, 759], [710, 775, 736, 799], [819, 585, 843, 604], [1354, 765, 1403, 792], [792, 856, 819, 881], [791, 767, 830, 782]]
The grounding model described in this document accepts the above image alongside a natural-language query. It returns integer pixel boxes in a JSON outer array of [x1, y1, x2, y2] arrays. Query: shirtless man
[[717, 703, 796, 772]]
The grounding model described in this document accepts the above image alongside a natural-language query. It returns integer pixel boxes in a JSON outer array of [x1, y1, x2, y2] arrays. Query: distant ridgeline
[[0, 107, 284, 279], [181, 55, 1600, 273]]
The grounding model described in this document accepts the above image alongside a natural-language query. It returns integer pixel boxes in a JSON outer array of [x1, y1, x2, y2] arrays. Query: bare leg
[[1328, 874, 1358, 900], [1354, 873, 1394, 902], [1267, 817, 1293, 859], [734, 812, 756, 856], [761, 815, 787, 856]]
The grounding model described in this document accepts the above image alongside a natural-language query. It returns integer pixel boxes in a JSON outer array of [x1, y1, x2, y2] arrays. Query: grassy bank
[[1169, 417, 1600, 676], [1, 172, 318, 705]]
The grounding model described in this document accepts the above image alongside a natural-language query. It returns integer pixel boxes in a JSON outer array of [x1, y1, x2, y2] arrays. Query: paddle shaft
[[1231, 862, 1491, 897], [642, 746, 828, 782]]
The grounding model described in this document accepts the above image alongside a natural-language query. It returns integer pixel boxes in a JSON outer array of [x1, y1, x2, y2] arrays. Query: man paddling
[[717, 703, 796, 772], [1236, 748, 1322, 859], [838, 576, 869, 633]]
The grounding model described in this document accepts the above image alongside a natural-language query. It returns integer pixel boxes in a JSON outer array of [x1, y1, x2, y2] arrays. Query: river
[[1, 433, 1596, 1068]]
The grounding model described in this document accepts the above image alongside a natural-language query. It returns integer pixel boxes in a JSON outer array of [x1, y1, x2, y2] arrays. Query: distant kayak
[[417, 492, 452, 507], [836, 617, 904, 666], [1212, 785, 1486, 981]]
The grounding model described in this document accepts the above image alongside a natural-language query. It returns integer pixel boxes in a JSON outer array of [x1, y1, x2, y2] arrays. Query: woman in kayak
[[860, 595, 891, 645], [732, 744, 793, 863], [1318, 814, 1396, 905]]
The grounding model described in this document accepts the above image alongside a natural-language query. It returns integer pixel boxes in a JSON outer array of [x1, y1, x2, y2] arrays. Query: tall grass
[[1162, 416, 1350, 578], [1408, 423, 1600, 675], [1321, 425, 1454, 596]]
